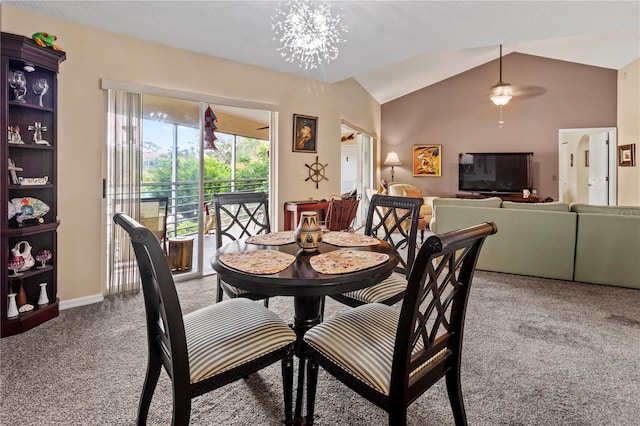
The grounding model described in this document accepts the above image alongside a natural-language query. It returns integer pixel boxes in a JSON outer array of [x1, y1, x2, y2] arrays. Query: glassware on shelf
[[36, 249, 52, 269], [7, 70, 27, 103], [8, 256, 25, 277], [32, 77, 49, 107]]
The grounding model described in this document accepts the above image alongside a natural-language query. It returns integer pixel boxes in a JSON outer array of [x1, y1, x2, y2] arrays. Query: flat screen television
[[458, 152, 533, 194]]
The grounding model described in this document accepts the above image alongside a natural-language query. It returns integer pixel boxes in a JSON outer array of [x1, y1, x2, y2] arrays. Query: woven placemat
[[310, 249, 389, 274], [246, 231, 295, 246], [322, 232, 380, 247], [219, 250, 295, 274]]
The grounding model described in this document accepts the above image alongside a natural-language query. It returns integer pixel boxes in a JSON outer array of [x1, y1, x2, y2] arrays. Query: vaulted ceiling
[[5, 1, 639, 104]]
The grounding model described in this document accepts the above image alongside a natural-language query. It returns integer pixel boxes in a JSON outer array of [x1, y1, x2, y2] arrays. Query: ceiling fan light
[[490, 82, 513, 106]]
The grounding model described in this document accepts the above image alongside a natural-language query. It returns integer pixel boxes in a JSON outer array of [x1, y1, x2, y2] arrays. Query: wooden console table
[[283, 200, 330, 231], [456, 193, 540, 203]]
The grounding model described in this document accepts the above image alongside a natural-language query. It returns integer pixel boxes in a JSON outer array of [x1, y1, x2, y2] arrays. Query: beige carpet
[[1, 272, 639, 425]]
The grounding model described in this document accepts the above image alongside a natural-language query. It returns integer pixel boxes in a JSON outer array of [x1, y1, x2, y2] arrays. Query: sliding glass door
[[141, 95, 272, 279]]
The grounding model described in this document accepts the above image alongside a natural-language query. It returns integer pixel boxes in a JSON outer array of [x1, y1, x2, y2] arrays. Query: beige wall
[[381, 53, 618, 201], [617, 59, 640, 206], [2, 6, 380, 301]]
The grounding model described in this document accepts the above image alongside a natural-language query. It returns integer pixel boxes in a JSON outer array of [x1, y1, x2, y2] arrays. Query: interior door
[[356, 133, 373, 225], [558, 127, 616, 206], [588, 131, 609, 205], [340, 144, 358, 193]]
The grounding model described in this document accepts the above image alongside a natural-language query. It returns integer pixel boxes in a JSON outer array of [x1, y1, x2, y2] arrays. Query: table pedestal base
[[293, 295, 323, 425]]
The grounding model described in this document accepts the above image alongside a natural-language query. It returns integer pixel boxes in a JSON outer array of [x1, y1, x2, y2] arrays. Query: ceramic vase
[[16, 280, 27, 307], [294, 211, 323, 253], [37, 283, 49, 306], [7, 293, 19, 318]]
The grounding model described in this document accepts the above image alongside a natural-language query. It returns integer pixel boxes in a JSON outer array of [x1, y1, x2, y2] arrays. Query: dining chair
[[213, 191, 271, 306], [139, 196, 169, 255], [329, 194, 423, 308], [113, 213, 296, 426], [323, 195, 360, 232], [304, 222, 498, 425]]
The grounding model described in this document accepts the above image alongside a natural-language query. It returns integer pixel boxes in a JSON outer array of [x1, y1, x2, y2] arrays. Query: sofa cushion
[[502, 201, 570, 212], [570, 203, 640, 216], [403, 188, 423, 198], [432, 197, 503, 208], [573, 213, 640, 289]]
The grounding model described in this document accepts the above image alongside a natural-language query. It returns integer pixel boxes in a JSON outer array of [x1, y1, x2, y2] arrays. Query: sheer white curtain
[[105, 90, 142, 295]]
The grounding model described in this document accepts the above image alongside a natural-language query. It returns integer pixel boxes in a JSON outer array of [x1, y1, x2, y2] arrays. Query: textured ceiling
[[4, 1, 639, 103]]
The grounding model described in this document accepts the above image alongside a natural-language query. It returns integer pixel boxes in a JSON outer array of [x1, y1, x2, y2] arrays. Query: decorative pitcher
[[11, 241, 35, 272], [294, 211, 323, 253]]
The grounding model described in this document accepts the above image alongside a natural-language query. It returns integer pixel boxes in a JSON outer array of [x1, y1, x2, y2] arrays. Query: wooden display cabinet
[[1, 32, 66, 337]]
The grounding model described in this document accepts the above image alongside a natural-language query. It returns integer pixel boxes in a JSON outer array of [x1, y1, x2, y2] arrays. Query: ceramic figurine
[[13, 125, 22, 142], [32, 32, 62, 50], [28, 121, 50, 145]]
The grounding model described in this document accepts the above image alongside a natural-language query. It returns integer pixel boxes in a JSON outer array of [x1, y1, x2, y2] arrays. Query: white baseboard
[[59, 294, 104, 310]]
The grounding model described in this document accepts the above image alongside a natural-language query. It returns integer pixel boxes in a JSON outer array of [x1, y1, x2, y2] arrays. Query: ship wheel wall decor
[[305, 156, 328, 189]]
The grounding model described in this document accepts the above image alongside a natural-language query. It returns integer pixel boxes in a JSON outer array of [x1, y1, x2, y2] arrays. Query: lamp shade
[[384, 151, 402, 166]]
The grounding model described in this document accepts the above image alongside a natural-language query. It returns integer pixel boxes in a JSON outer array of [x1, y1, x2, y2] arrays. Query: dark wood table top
[[211, 239, 399, 298]]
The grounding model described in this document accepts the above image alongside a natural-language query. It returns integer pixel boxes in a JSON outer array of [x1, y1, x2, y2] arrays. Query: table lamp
[[384, 151, 402, 182]]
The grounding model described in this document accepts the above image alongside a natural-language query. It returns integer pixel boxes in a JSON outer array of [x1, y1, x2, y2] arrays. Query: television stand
[[456, 193, 540, 203]]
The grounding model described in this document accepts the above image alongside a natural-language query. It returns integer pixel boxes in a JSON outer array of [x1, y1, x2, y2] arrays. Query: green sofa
[[570, 204, 640, 288], [430, 198, 640, 289]]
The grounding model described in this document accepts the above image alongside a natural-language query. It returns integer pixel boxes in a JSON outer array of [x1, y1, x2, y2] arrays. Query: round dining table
[[211, 236, 399, 424]]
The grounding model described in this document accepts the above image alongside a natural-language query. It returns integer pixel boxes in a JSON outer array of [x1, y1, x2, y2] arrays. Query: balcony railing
[[141, 177, 269, 238]]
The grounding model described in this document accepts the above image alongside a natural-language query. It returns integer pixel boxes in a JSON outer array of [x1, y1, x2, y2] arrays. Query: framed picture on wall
[[292, 114, 318, 153], [412, 145, 442, 176], [618, 144, 636, 167]]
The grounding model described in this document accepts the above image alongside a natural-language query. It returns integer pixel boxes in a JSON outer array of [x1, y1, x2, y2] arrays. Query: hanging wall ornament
[[204, 106, 219, 150], [304, 156, 328, 189]]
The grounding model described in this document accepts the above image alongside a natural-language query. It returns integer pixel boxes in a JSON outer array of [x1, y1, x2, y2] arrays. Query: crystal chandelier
[[272, 0, 348, 70]]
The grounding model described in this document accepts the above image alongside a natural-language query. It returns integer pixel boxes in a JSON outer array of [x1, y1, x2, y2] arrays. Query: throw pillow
[[404, 188, 423, 198]]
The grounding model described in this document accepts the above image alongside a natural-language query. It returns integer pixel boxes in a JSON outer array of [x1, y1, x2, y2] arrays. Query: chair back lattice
[[325, 196, 360, 231], [389, 222, 497, 408], [365, 194, 423, 276], [113, 213, 191, 391], [213, 192, 271, 246]]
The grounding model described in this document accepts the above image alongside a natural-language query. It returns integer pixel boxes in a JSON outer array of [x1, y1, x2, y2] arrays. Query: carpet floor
[[1, 271, 639, 425]]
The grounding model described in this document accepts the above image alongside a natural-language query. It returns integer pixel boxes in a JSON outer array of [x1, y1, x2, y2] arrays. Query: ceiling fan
[[488, 45, 547, 106], [489, 45, 512, 106]]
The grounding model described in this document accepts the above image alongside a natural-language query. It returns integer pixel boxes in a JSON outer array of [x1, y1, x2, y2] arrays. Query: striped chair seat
[[304, 303, 424, 396], [340, 272, 407, 304], [185, 298, 296, 383], [220, 280, 250, 297]]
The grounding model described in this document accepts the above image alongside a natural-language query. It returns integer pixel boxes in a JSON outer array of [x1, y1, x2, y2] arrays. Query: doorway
[[340, 120, 374, 227], [558, 127, 617, 205]]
